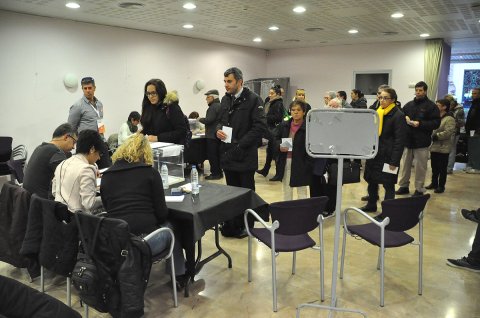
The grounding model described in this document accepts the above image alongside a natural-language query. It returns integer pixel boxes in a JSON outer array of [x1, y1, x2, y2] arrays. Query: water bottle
[[191, 165, 199, 195], [160, 163, 169, 190]]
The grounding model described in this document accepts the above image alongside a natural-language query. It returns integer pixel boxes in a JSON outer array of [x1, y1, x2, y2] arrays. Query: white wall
[[0, 11, 267, 153], [265, 41, 426, 107]]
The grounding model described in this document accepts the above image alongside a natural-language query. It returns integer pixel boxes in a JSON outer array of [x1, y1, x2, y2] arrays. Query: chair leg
[[169, 256, 178, 307], [419, 224, 423, 295], [85, 304, 89, 318], [271, 247, 278, 312], [40, 266, 44, 292], [380, 246, 385, 307], [292, 252, 296, 275], [319, 222, 325, 302], [340, 229, 346, 279], [377, 248, 382, 270], [66, 277, 71, 306], [248, 236, 252, 282]]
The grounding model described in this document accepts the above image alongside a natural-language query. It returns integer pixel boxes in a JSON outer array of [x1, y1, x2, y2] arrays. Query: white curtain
[[424, 39, 444, 100]]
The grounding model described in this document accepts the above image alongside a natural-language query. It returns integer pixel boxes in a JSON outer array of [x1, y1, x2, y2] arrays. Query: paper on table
[[280, 138, 293, 151], [382, 163, 398, 174], [222, 126, 233, 143], [165, 195, 185, 202], [150, 142, 174, 149]]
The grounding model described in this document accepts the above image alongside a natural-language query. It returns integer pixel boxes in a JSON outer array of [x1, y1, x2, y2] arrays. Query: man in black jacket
[[465, 87, 480, 173], [396, 81, 440, 196], [200, 89, 223, 180], [216, 67, 267, 237]]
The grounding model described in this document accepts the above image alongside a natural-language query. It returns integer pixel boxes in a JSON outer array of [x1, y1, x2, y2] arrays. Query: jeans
[[430, 152, 449, 188]]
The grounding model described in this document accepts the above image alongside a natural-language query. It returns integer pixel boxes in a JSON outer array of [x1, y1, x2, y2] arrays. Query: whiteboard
[[306, 108, 379, 159]]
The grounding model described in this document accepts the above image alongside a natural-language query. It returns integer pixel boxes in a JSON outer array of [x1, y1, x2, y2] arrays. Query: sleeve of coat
[[418, 104, 441, 132], [389, 112, 407, 167], [436, 117, 456, 141], [78, 165, 102, 213], [266, 102, 284, 127], [237, 96, 267, 149], [156, 104, 187, 143], [200, 103, 221, 125]]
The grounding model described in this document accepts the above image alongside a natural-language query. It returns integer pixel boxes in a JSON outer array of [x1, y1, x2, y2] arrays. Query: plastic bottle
[[160, 163, 169, 190], [191, 165, 199, 195]]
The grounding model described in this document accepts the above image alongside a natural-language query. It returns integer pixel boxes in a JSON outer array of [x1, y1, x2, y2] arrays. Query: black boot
[[256, 165, 270, 177]]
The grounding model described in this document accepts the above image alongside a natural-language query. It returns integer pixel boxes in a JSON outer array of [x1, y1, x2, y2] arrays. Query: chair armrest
[[244, 208, 279, 237], [143, 227, 175, 259], [343, 207, 390, 236]]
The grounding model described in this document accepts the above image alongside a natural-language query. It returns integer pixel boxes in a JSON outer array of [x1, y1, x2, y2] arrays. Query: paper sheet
[[280, 138, 293, 151], [382, 163, 398, 174], [165, 195, 185, 202], [222, 126, 233, 143], [150, 142, 174, 149]]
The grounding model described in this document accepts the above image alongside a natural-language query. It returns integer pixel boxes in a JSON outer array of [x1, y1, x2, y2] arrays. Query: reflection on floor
[[1, 155, 479, 317]]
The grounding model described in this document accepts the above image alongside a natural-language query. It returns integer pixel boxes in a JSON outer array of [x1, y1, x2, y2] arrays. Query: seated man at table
[[23, 123, 76, 199], [100, 133, 187, 285]]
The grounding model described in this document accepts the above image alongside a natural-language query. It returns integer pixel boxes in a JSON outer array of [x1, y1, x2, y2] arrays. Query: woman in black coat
[[276, 100, 312, 201], [100, 133, 186, 280], [141, 79, 187, 145], [362, 88, 406, 212]]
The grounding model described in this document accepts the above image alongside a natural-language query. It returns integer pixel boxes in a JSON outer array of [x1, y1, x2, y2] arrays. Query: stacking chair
[[244, 196, 329, 312], [340, 194, 430, 307]]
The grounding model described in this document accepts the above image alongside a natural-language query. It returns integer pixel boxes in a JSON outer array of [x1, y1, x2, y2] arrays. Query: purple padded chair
[[340, 194, 430, 307], [244, 196, 329, 312]]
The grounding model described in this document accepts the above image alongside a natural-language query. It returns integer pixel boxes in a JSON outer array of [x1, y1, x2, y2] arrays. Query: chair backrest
[[0, 137, 13, 162], [269, 196, 329, 236], [12, 144, 28, 162], [380, 194, 430, 232]]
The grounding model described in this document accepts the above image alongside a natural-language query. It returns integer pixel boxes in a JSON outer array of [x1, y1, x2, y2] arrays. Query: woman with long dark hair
[[140, 79, 187, 144]]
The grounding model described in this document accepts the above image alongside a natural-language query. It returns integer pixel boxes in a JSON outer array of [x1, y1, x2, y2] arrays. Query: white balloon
[[63, 73, 78, 88]]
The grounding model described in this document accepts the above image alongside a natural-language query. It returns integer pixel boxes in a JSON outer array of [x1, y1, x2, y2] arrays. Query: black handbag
[[327, 160, 361, 185]]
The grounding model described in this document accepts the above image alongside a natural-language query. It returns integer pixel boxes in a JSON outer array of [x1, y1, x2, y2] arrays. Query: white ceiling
[[1, 0, 480, 57]]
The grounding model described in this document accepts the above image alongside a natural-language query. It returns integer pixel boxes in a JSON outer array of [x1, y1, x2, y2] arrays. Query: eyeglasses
[[378, 96, 392, 101], [81, 77, 94, 84], [67, 134, 77, 143], [146, 92, 158, 97]]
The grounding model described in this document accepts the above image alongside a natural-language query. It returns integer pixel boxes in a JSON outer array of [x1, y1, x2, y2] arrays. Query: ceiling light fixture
[[183, 3, 196, 10], [269, 26, 279, 31], [65, 2, 80, 9], [119, 2, 144, 9], [391, 12, 404, 18], [293, 6, 306, 13], [183, 24, 194, 29], [253, 37, 262, 42], [348, 29, 358, 34], [420, 33, 430, 37]]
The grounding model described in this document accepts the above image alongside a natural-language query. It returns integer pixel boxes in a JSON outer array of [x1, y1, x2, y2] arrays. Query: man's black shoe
[[205, 174, 223, 180], [360, 205, 377, 213], [412, 190, 424, 197], [446, 257, 480, 272], [461, 209, 480, 224], [256, 168, 269, 177], [434, 187, 445, 193], [395, 187, 410, 195], [269, 175, 282, 182], [425, 183, 437, 190]]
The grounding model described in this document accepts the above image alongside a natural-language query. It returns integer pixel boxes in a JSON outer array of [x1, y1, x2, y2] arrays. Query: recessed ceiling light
[[253, 37, 262, 42], [391, 12, 404, 18], [183, 3, 196, 10], [183, 24, 194, 29], [305, 27, 324, 32], [269, 26, 279, 31], [65, 2, 80, 9], [293, 6, 306, 13], [348, 29, 358, 34], [284, 39, 300, 42], [119, 2, 144, 9], [420, 33, 430, 37]]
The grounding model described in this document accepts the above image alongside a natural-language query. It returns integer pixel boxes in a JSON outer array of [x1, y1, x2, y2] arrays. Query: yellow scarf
[[377, 103, 396, 136]]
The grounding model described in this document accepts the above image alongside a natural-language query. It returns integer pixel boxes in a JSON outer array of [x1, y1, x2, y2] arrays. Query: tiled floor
[[1, 153, 479, 317]]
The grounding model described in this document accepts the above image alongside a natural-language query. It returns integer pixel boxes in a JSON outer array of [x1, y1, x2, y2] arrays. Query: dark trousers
[[468, 223, 480, 265], [206, 138, 222, 176], [310, 175, 337, 213], [430, 152, 449, 188], [224, 170, 255, 191], [367, 182, 395, 206]]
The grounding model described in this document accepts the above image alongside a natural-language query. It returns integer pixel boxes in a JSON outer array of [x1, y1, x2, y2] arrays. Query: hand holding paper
[[382, 163, 398, 174], [280, 138, 293, 151], [221, 126, 233, 143]]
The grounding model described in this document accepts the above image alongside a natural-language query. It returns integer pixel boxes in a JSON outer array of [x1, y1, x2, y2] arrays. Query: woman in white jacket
[[52, 129, 104, 213], [118, 111, 141, 145]]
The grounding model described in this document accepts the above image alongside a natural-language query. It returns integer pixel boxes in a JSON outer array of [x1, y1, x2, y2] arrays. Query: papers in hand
[[280, 138, 293, 151], [165, 195, 185, 202], [222, 126, 233, 143], [382, 163, 398, 174]]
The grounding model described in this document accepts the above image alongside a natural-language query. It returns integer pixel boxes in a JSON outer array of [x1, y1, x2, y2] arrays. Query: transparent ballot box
[[152, 143, 185, 186]]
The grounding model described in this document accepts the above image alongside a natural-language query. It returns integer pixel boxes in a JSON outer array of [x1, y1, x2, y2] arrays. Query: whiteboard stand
[[296, 109, 379, 318]]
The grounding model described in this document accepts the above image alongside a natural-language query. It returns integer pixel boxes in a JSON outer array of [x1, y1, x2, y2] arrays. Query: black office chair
[[340, 194, 430, 307], [244, 196, 329, 312]]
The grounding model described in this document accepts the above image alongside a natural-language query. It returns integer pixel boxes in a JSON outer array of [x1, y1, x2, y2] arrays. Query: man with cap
[[199, 89, 223, 180]]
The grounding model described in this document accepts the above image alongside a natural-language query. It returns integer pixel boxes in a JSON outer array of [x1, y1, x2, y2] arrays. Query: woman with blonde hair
[[100, 133, 186, 282]]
